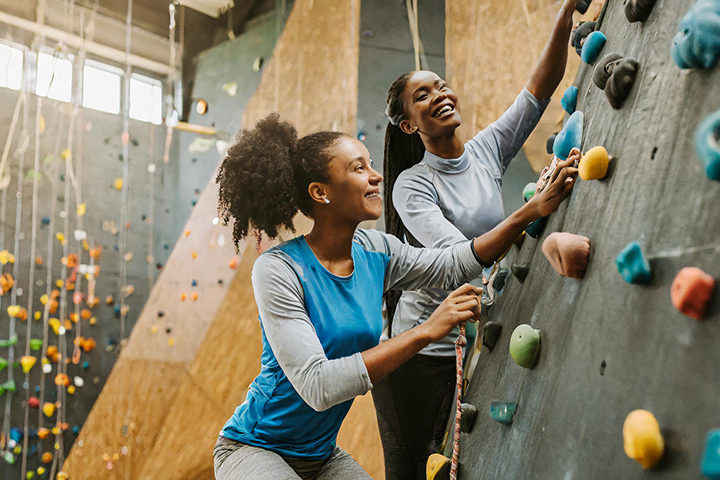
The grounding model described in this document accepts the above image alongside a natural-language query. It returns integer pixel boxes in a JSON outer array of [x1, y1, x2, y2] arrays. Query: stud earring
[[323, 197, 330, 204]]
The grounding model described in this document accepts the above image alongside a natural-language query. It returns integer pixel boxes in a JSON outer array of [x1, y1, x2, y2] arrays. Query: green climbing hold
[[523, 182, 536, 202], [0, 379, 17, 396], [3, 450, 15, 464], [0, 357, 6, 371], [489, 401, 518, 424], [30, 339, 42, 351], [0, 334, 18, 347], [509, 324, 541, 369]]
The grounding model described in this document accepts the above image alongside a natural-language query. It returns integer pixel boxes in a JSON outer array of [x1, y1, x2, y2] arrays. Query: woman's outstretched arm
[[527, 0, 577, 100]]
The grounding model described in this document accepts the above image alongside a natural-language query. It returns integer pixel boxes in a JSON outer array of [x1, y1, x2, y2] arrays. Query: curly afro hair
[[216, 113, 347, 250]]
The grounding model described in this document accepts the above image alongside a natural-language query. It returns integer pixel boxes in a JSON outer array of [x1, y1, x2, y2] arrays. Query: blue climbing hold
[[26, 444, 36, 456], [702, 429, 720, 478], [41, 217, 50, 225], [671, 0, 720, 69], [526, 216, 548, 238], [561, 86, 578, 114], [191, 279, 197, 287], [489, 401, 518, 424], [581, 31, 607, 63], [83, 361, 90, 370], [616, 241, 652, 284], [9, 427, 22, 442], [72, 425, 80, 435], [695, 109, 720, 180], [34, 385, 40, 394], [553, 111, 584, 160]]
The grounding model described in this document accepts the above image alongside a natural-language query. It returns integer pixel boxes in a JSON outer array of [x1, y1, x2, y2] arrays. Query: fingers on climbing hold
[[672, 0, 720, 69], [481, 321, 502, 351], [459, 403, 478, 433], [624, 0, 657, 23], [426, 453, 451, 480], [605, 57, 640, 109], [701, 429, 720, 478], [623, 409, 665, 469], [695, 110, 720, 181], [581, 31, 607, 64], [509, 324, 541, 369], [553, 112, 584, 160], [579, 146, 610, 180], [592, 53, 624, 90], [576, 0, 592, 15], [561, 86, 579, 115], [572, 21, 596, 57], [671, 267, 714, 320], [616, 241, 652, 284], [489, 401, 518, 424], [542, 232, 591, 279]]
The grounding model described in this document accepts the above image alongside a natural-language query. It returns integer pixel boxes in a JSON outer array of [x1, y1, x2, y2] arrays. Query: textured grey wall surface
[[460, 1, 720, 479]]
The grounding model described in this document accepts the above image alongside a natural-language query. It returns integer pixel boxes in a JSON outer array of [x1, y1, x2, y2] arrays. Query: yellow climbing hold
[[89, 317, 97, 326], [114, 178, 123, 190], [151, 325, 158, 333], [34, 311, 41, 320], [426, 453, 451, 480], [7, 305, 21, 317], [39, 115, 45, 134], [67, 385, 75, 395], [77, 203, 86, 216], [168, 338, 175, 347], [37, 467, 46, 475], [623, 409, 664, 469], [40, 295, 48, 305], [56, 472, 69, 480], [55, 279, 63, 288], [0, 250, 15, 264], [55, 233, 66, 246], [21, 356, 37, 373], [192, 251, 197, 260], [42, 402, 56, 417], [60, 149, 71, 160], [579, 146, 610, 180], [49, 318, 61, 335]]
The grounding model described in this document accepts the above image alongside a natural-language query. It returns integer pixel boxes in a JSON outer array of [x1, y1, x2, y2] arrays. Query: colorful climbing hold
[[625, 0, 656, 22], [525, 216, 548, 239], [523, 182, 536, 203], [616, 241, 652, 284], [229, 256, 238, 269], [28, 396, 39, 408], [0, 334, 18, 347], [30, 339, 42, 351], [114, 178, 123, 190], [623, 409, 664, 469], [695, 109, 720, 181], [0, 357, 6, 371], [671, 267, 714, 320], [21, 356, 37, 373], [542, 232, 591, 279], [459, 403, 478, 433], [0, 379, 16, 395], [41, 451, 52, 463], [180, 293, 186, 301], [489, 401, 518, 424], [579, 146, 610, 180], [42, 403, 55, 417], [426, 453, 451, 480], [0, 273, 14, 293], [671, 0, 720, 69], [55, 374, 70, 387], [701, 429, 720, 478], [482, 322, 502, 351], [191, 292, 198, 301], [561, 86, 578, 114], [572, 21, 596, 57], [37, 427, 50, 439], [509, 325, 541, 369], [553, 112, 583, 160], [581, 31, 607, 64], [7, 305, 20, 317]]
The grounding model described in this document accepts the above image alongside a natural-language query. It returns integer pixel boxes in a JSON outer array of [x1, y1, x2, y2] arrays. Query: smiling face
[[315, 136, 383, 223], [400, 70, 462, 138]]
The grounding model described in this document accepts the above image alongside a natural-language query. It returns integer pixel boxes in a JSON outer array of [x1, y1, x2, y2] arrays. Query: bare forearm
[[527, 6, 575, 100], [362, 325, 432, 383], [473, 201, 540, 265]]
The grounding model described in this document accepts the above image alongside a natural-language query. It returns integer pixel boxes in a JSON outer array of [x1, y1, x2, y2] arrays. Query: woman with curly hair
[[374, 1, 581, 478], [212, 112, 568, 479]]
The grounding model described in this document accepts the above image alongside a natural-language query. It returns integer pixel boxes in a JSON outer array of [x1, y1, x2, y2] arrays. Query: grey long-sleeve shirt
[[390, 87, 550, 356]]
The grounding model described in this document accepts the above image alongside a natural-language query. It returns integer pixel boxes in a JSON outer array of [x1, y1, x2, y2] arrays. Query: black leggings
[[371, 353, 456, 480]]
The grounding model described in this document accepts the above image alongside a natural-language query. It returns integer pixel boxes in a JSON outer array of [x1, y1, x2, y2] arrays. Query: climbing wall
[[445, 0, 597, 172], [457, 0, 720, 478], [64, 1, 386, 479]]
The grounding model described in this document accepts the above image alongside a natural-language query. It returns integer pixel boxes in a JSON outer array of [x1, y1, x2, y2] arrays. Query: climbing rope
[[450, 323, 466, 480]]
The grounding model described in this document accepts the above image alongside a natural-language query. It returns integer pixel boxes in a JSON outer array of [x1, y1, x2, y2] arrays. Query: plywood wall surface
[[446, 0, 594, 172]]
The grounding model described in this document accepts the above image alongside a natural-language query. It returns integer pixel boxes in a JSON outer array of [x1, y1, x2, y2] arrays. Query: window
[[83, 61, 122, 114], [130, 73, 163, 125], [0, 43, 24, 90], [36, 51, 73, 102]]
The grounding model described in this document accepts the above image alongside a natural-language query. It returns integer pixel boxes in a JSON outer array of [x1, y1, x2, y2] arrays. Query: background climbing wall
[[64, 0, 386, 478], [458, 0, 720, 478]]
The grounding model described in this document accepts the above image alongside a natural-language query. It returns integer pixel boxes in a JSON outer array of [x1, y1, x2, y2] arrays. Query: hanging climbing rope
[[449, 323, 466, 480]]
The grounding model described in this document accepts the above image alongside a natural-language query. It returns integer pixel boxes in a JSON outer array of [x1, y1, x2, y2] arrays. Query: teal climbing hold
[[561, 86, 578, 114], [509, 324, 541, 369], [553, 111, 584, 160], [695, 109, 720, 181], [616, 241, 652, 284], [523, 182, 536, 202], [489, 401, 518, 424], [525, 216, 548, 238], [581, 31, 607, 63], [0, 334, 17, 347], [671, 0, 720, 69], [702, 429, 720, 478]]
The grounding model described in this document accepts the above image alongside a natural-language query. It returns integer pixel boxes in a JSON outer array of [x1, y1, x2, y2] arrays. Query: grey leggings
[[213, 436, 372, 480]]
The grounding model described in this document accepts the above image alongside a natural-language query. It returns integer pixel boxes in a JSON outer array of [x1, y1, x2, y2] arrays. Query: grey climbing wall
[[460, 0, 720, 478]]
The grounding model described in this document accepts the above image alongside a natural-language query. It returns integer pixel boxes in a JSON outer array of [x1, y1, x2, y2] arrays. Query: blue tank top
[[220, 236, 389, 459]]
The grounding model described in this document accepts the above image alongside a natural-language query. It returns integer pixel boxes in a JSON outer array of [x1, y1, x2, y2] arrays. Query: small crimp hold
[[616, 241, 652, 284], [426, 453, 451, 480], [624, 0, 657, 23], [489, 401, 518, 424], [459, 403, 478, 433]]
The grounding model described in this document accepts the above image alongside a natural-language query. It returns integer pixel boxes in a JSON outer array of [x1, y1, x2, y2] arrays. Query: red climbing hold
[[671, 267, 715, 320]]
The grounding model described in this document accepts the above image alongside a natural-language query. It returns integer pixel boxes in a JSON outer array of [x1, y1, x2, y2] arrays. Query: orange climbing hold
[[0, 273, 14, 293], [37, 427, 50, 439], [17, 307, 27, 321], [41, 451, 53, 463], [180, 293, 187, 301], [89, 246, 102, 259], [229, 256, 238, 269], [192, 292, 198, 301], [185, 230, 191, 237], [81, 309, 92, 320], [47, 346, 59, 362], [671, 267, 715, 320], [192, 251, 198, 260], [55, 374, 70, 387], [105, 295, 114, 305], [35, 255, 43, 265], [69, 313, 79, 323]]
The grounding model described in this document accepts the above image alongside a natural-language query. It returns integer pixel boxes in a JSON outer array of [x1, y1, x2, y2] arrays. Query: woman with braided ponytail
[[212, 112, 519, 479], [373, 1, 582, 478]]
